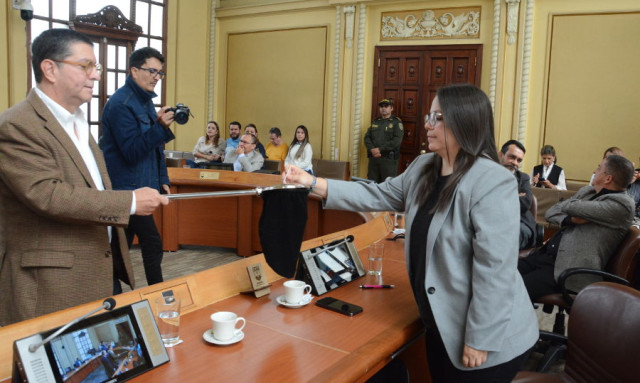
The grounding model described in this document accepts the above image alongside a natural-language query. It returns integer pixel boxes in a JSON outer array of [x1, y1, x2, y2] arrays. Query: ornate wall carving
[[381, 7, 480, 40]]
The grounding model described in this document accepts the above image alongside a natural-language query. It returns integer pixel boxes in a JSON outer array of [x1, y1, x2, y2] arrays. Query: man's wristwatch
[[310, 176, 317, 190]]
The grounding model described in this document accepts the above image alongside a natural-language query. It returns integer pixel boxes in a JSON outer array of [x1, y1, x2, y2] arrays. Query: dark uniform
[[364, 115, 403, 183]]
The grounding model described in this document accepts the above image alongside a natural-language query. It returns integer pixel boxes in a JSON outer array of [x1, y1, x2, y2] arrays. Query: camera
[[166, 103, 192, 125], [13, 0, 33, 21]]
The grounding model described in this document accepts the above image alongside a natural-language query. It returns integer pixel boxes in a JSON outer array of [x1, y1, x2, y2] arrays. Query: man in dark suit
[[0, 29, 168, 325], [519, 155, 635, 300], [499, 140, 536, 249]]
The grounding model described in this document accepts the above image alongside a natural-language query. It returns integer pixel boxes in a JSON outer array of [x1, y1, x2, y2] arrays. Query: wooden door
[[372, 45, 482, 173]]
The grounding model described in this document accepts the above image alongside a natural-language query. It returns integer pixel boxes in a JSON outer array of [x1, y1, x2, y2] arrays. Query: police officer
[[364, 99, 404, 182]]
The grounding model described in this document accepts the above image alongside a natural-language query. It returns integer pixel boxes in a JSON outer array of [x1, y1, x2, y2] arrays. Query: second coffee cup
[[210, 311, 246, 341], [283, 280, 312, 304]]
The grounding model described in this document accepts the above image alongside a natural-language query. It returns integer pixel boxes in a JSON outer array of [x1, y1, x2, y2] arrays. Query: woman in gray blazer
[[284, 84, 538, 382]]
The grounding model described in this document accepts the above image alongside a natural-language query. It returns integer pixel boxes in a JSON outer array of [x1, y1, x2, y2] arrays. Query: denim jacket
[[100, 76, 174, 191]]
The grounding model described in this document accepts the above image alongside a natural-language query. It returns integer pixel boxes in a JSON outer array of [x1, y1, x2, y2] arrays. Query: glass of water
[[155, 296, 181, 346], [367, 242, 385, 276]]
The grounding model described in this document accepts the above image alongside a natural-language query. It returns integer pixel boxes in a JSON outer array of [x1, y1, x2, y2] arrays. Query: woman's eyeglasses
[[425, 111, 444, 126]]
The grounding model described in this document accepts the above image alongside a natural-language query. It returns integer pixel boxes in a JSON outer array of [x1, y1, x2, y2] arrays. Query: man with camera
[[363, 99, 403, 183], [100, 47, 176, 293]]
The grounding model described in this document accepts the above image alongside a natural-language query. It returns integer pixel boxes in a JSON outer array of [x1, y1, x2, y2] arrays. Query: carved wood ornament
[[70, 5, 142, 43]]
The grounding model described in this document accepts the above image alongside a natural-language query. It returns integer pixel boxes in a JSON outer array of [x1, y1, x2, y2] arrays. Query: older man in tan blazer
[[0, 29, 168, 325]]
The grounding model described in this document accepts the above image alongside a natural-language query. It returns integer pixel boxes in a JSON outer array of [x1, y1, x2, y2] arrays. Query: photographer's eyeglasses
[[53, 60, 102, 76], [424, 111, 444, 126], [136, 67, 166, 79]]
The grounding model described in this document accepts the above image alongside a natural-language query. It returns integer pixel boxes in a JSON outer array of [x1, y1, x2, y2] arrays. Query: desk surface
[[132, 238, 420, 383], [0, 215, 426, 383]]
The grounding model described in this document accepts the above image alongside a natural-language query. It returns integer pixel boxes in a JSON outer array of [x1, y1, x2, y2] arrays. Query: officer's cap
[[378, 99, 393, 107]]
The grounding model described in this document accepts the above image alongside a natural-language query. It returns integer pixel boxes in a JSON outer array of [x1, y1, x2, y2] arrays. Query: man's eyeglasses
[[425, 111, 444, 126], [53, 60, 102, 76], [136, 67, 166, 79], [240, 140, 255, 145]]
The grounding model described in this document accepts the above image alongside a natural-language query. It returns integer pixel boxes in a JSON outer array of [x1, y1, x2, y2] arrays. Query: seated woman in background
[[285, 125, 313, 175], [188, 121, 226, 168], [531, 145, 566, 190], [245, 124, 266, 158]]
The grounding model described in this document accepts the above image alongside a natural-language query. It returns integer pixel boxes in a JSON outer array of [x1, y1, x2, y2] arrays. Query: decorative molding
[[489, 0, 501, 109], [330, 5, 343, 160], [207, 1, 217, 121], [344, 5, 355, 50], [351, 3, 366, 175], [518, 0, 534, 144], [506, 0, 521, 45], [73, 5, 142, 34], [381, 7, 480, 40]]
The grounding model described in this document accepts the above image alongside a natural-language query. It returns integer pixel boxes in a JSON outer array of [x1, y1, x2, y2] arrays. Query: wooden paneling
[[157, 168, 371, 256], [372, 45, 482, 174]]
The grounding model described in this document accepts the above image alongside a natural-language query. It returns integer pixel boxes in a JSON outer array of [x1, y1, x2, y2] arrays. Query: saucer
[[276, 294, 313, 308], [202, 329, 244, 345]]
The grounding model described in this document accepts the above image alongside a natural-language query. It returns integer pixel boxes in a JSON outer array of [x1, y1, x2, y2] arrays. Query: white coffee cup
[[283, 280, 312, 304], [211, 311, 246, 341]]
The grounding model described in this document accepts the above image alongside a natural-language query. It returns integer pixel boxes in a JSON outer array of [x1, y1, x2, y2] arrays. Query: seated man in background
[[223, 121, 241, 162], [265, 127, 289, 161], [518, 154, 635, 300], [499, 140, 536, 249], [225, 134, 264, 172]]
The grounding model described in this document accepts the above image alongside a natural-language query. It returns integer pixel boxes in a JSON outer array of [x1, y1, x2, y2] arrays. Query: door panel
[[372, 45, 482, 174]]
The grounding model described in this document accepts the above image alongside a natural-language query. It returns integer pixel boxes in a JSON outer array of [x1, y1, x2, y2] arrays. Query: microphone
[[28, 298, 116, 353]]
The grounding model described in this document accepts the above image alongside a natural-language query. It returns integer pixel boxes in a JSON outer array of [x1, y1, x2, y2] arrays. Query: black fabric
[[259, 188, 309, 277], [409, 175, 448, 329], [426, 328, 531, 383]]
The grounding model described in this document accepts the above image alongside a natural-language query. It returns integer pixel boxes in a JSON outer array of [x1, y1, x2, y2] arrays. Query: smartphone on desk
[[316, 297, 363, 316]]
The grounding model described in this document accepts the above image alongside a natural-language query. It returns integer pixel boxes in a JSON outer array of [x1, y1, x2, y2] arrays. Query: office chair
[[532, 225, 640, 371], [513, 282, 640, 383]]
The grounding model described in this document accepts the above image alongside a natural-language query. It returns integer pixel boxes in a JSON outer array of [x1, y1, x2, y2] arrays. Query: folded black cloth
[[259, 188, 309, 277]]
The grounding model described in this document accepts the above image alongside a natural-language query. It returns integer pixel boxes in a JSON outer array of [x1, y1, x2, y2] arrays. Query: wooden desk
[[158, 168, 371, 255], [0, 214, 428, 382]]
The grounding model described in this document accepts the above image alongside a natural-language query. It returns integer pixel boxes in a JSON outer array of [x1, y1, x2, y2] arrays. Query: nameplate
[[247, 263, 271, 298], [200, 171, 221, 180]]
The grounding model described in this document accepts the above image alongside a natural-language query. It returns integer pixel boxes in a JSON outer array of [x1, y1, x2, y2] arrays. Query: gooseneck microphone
[[28, 298, 116, 353]]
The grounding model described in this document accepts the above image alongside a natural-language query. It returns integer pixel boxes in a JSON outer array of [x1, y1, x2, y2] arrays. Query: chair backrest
[[565, 282, 640, 382], [605, 226, 640, 283], [530, 194, 537, 222], [205, 162, 234, 171], [314, 159, 350, 180], [183, 152, 195, 161], [165, 157, 183, 168], [164, 150, 184, 159], [263, 160, 283, 173]]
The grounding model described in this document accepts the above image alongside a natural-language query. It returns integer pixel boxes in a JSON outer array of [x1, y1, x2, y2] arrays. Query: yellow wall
[[226, 27, 327, 155], [525, 0, 640, 179]]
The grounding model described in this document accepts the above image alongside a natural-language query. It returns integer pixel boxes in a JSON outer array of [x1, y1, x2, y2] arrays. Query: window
[[28, 0, 167, 139]]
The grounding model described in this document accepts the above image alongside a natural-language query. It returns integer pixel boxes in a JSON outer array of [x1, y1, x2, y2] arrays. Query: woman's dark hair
[[418, 84, 498, 211], [289, 125, 310, 160], [540, 145, 557, 163], [205, 121, 220, 146], [245, 123, 261, 144], [31, 29, 94, 83]]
